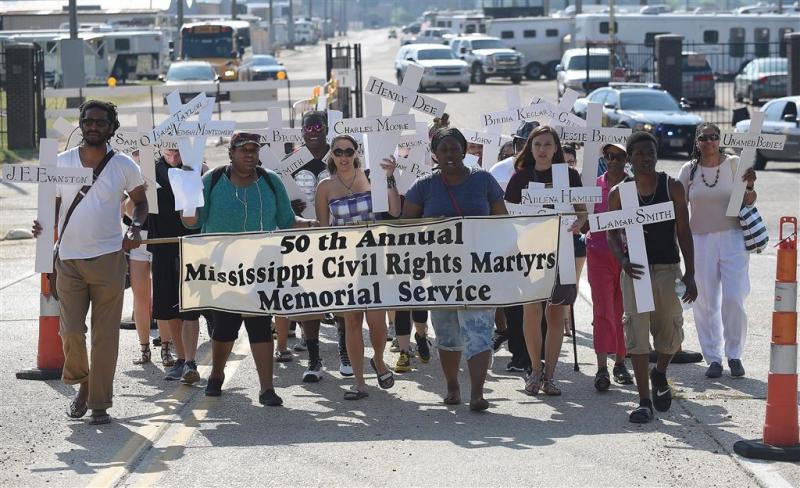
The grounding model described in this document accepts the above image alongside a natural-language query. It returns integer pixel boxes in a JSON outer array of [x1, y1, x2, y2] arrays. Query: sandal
[[88, 410, 111, 425], [274, 350, 293, 363], [133, 344, 151, 365], [344, 389, 369, 400], [443, 394, 461, 405], [161, 341, 176, 367], [629, 404, 654, 424], [66, 395, 88, 419], [594, 368, 611, 391], [613, 363, 634, 385], [370, 358, 395, 389]]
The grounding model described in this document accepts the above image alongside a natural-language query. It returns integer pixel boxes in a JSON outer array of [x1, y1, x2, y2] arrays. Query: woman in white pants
[[678, 123, 757, 378]]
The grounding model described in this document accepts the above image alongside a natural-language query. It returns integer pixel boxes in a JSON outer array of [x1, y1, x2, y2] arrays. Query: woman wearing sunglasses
[[677, 123, 757, 379], [314, 134, 401, 400]]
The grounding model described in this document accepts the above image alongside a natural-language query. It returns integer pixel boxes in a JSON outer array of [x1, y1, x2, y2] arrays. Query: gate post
[[655, 34, 683, 101], [786, 32, 800, 96], [5, 43, 38, 150]]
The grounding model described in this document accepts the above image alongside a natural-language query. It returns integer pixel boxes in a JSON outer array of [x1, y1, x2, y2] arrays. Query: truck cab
[[450, 35, 523, 85]]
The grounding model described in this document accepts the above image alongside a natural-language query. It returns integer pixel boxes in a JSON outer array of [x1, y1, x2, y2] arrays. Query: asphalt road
[[1, 27, 800, 488]]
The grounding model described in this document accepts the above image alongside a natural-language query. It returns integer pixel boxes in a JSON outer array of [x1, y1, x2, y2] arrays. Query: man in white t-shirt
[[33, 100, 148, 425], [489, 121, 537, 192]]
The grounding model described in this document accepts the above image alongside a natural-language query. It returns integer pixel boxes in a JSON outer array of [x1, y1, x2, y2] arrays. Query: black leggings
[[394, 310, 429, 336], [211, 311, 272, 344], [503, 305, 530, 366]]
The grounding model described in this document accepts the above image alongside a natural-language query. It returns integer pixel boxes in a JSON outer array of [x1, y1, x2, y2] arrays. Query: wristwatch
[[387, 175, 397, 189]]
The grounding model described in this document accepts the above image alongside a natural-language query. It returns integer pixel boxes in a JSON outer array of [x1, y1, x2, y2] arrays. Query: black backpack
[[208, 164, 277, 201]]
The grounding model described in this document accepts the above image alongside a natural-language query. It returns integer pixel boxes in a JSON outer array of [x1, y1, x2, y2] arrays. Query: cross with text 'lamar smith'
[[522, 164, 600, 285], [2, 140, 91, 273], [720, 110, 786, 217], [589, 181, 676, 313]]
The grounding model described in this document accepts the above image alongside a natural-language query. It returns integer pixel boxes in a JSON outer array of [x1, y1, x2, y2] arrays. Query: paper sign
[[332, 68, 356, 88]]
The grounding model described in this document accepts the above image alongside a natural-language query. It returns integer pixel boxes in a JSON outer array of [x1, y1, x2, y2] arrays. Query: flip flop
[[66, 397, 88, 419], [370, 358, 395, 389], [443, 395, 461, 405], [344, 389, 369, 400]]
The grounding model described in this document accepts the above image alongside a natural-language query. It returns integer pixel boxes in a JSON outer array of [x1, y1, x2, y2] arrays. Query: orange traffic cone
[[734, 216, 800, 461]]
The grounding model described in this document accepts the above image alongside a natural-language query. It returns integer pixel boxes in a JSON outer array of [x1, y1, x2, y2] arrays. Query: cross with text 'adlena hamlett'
[[1, 140, 92, 273], [589, 181, 676, 313], [522, 164, 600, 285], [719, 110, 786, 217]]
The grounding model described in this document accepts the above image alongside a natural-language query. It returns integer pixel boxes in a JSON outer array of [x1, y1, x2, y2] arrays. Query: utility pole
[[323, 0, 329, 40], [231, 0, 238, 20], [268, 0, 274, 46], [341, 0, 347, 36], [288, 0, 295, 49], [177, 0, 184, 57], [68, 0, 77, 39]]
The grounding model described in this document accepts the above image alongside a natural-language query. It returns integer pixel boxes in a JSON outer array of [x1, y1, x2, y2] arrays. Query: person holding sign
[[32, 100, 148, 425], [504, 125, 587, 397], [181, 132, 317, 406], [402, 128, 507, 411], [314, 134, 401, 399], [584, 143, 634, 391], [677, 124, 757, 379], [607, 132, 697, 424]]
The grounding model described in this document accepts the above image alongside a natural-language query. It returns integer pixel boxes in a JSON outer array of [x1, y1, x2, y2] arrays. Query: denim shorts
[[430, 308, 495, 359]]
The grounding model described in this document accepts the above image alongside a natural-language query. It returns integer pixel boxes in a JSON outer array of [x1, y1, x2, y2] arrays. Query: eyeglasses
[[697, 133, 720, 142], [333, 148, 355, 157], [80, 118, 111, 128], [303, 123, 325, 133]]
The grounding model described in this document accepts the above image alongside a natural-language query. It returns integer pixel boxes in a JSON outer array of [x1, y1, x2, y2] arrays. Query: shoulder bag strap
[[57, 149, 116, 246]]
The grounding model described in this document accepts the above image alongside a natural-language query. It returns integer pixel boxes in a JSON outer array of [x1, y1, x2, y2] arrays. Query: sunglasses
[[333, 147, 356, 157], [303, 123, 325, 133], [697, 133, 720, 142], [605, 152, 627, 161], [80, 117, 111, 128]]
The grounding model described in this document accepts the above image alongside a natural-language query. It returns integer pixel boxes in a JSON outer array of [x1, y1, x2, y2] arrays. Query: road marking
[[735, 456, 795, 488]]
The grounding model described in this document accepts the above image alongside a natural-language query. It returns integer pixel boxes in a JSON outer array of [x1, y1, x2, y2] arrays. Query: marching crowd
[[32, 99, 758, 425]]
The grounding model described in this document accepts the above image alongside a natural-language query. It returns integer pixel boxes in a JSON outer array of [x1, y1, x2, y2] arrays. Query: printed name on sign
[[330, 114, 416, 136], [365, 77, 446, 118], [2, 165, 92, 185], [589, 201, 675, 232]]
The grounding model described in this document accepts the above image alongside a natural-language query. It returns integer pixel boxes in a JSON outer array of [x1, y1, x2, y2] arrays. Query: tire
[[525, 62, 543, 80], [510, 75, 522, 84], [471, 63, 486, 84], [749, 87, 760, 105], [545, 61, 559, 80], [459, 84, 469, 92], [754, 151, 767, 170]]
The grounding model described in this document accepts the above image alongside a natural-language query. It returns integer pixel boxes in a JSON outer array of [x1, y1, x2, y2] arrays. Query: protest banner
[[179, 215, 560, 316]]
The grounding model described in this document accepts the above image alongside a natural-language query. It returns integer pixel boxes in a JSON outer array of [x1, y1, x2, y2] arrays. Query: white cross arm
[[329, 114, 416, 137], [365, 76, 446, 118], [145, 92, 208, 146], [2, 164, 91, 185], [523, 186, 602, 206], [554, 125, 631, 145], [588, 201, 675, 232]]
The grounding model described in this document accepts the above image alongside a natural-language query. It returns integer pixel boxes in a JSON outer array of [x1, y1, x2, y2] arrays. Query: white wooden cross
[[364, 64, 446, 118], [2, 139, 92, 273], [480, 88, 585, 132], [459, 128, 512, 170], [522, 164, 601, 285], [255, 107, 304, 148], [720, 110, 785, 217], [394, 122, 430, 194], [589, 181, 676, 313]]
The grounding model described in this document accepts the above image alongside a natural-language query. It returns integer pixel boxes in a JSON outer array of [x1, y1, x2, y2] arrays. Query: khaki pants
[[620, 263, 684, 355], [56, 250, 126, 410]]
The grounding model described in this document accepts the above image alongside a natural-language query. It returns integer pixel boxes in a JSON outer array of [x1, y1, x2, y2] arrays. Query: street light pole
[[68, 0, 77, 39]]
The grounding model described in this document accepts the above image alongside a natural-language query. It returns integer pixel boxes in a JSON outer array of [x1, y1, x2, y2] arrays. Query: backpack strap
[[208, 164, 278, 203], [58, 149, 116, 247]]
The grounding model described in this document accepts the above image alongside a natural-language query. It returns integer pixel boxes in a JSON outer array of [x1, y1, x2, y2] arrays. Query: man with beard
[[33, 100, 148, 425]]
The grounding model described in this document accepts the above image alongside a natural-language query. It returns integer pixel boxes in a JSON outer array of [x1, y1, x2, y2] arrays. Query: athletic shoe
[[163, 359, 186, 381], [339, 355, 354, 377], [492, 330, 508, 352], [705, 361, 723, 378], [293, 339, 307, 352], [390, 337, 400, 353], [321, 313, 336, 325], [181, 360, 200, 385], [205, 375, 224, 397], [541, 378, 562, 396], [524, 369, 543, 395], [394, 351, 412, 373], [303, 358, 323, 383], [259, 388, 283, 407], [594, 367, 611, 391], [613, 363, 634, 384], [629, 402, 654, 423], [415, 332, 431, 363], [120, 319, 136, 330], [728, 359, 745, 377], [650, 368, 672, 412], [506, 360, 528, 373]]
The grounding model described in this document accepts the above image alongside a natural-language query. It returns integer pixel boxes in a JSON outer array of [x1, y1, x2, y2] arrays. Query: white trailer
[[486, 17, 572, 80], [99, 30, 170, 81]]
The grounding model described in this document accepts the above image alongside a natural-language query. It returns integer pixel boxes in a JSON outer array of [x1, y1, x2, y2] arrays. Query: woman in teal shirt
[[182, 132, 315, 406]]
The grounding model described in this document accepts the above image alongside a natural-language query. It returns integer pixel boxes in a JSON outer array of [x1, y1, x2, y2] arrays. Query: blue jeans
[[430, 308, 495, 360]]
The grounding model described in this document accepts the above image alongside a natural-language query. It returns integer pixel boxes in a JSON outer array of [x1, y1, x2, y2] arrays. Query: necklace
[[699, 162, 721, 188], [337, 171, 358, 196], [637, 181, 658, 205]]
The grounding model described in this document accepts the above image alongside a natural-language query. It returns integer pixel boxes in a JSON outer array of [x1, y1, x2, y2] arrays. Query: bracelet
[[745, 186, 755, 193], [387, 175, 397, 189]]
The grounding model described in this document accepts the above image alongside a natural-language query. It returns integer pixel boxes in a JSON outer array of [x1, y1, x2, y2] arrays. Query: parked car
[[682, 52, 715, 108], [735, 96, 800, 170], [450, 36, 524, 85], [555, 47, 622, 97], [238, 55, 287, 81], [734, 57, 788, 105], [161, 61, 226, 104], [395, 44, 470, 92], [573, 83, 703, 157], [404, 28, 455, 46]]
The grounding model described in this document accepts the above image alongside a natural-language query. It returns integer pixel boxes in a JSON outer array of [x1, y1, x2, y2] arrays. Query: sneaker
[[524, 368, 543, 395], [303, 358, 323, 383], [258, 388, 283, 407], [705, 361, 723, 378], [321, 313, 336, 325], [415, 332, 431, 363], [492, 330, 508, 352], [390, 337, 400, 353], [541, 377, 562, 396], [594, 367, 611, 391], [163, 358, 186, 381], [181, 360, 200, 385], [205, 375, 224, 397], [650, 368, 672, 412], [394, 350, 412, 373], [506, 360, 528, 373], [629, 402, 655, 423], [293, 339, 307, 352], [339, 355, 354, 377], [613, 363, 634, 385], [728, 359, 745, 377]]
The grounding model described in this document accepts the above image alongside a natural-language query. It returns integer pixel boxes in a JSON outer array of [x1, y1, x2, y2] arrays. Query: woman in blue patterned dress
[[314, 134, 402, 400]]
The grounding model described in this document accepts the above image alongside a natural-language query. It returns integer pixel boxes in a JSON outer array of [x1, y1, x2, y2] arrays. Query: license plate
[[669, 138, 684, 147]]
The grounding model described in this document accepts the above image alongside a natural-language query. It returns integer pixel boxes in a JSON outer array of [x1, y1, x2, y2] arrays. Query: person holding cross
[[678, 123, 757, 379], [607, 131, 697, 424], [504, 125, 587, 397], [181, 131, 317, 406], [32, 100, 148, 425]]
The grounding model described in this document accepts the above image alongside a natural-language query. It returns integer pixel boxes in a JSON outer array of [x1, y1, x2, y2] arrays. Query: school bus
[[180, 20, 250, 81]]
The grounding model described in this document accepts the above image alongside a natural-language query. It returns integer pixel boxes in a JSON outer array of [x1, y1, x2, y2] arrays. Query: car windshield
[[417, 49, 456, 60], [471, 39, 508, 50], [620, 91, 681, 111], [251, 56, 278, 66], [756, 59, 788, 72], [167, 65, 216, 81], [567, 54, 614, 70], [181, 32, 233, 59]]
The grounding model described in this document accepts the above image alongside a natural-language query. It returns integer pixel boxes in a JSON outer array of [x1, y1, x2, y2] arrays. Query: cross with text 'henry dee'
[[364, 64, 446, 118], [522, 164, 601, 285], [2, 140, 91, 273], [719, 110, 786, 217], [589, 181, 676, 313]]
